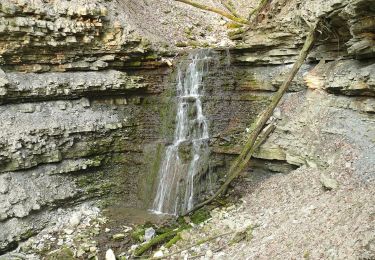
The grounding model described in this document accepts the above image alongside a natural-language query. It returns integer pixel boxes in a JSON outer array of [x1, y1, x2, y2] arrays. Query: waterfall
[[151, 50, 212, 215]]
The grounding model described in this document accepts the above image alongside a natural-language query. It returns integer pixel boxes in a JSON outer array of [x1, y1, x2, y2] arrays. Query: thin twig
[[220, 0, 241, 19], [188, 245, 227, 259]]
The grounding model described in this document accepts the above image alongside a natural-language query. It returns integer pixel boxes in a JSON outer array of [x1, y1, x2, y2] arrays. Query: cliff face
[[0, 0, 167, 252], [0, 0, 374, 257]]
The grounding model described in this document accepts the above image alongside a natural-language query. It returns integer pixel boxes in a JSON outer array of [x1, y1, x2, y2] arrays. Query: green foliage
[[190, 208, 211, 224], [131, 227, 146, 242]]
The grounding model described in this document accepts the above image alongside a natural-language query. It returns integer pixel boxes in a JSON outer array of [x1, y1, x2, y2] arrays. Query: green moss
[[187, 40, 199, 48], [176, 41, 188, 47], [137, 142, 164, 207], [131, 227, 145, 242], [303, 251, 310, 259], [226, 22, 244, 29], [126, 61, 142, 67], [145, 53, 158, 60], [85, 181, 114, 194], [137, 73, 177, 207], [184, 27, 193, 36], [155, 226, 176, 235], [76, 175, 91, 188], [20, 229, 36, 240], [190, 208, 211, 225], [45, 247, 75, 260], [165, 233, 182, 248], [230, 225, 253, 245], [239, 94, 267, 101], [228, 28, 245, 37], [134, 229, 179, 256]]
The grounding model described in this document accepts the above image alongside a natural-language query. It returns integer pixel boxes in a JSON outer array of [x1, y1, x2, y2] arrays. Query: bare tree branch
[[174, 0, 249, 24], [220, 0, 241, 19], [248, 0, 270, 20]]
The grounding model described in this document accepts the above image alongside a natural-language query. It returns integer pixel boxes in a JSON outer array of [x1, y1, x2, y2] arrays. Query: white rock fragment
[[64, 229, 74, 235], [144, 227, 156, 242], [105, 249, 116, 260], [153, 250, 164, 258], [206, 249, 213, 258], [69, 213, 81, 227], [320, 173, 339, 190], [129, 244, 138, 252], [123, 225, 133, 233]]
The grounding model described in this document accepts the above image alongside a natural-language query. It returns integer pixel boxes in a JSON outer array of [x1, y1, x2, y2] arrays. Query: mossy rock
[[176, 42, 188, 48], [45, 247, 75, 260], [131, 227, 145, 242], [190, 208, 211, 224], [230, 225, 253, 244]]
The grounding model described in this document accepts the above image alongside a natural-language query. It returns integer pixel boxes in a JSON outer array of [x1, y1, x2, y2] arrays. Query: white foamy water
[[152, 50, 212, 215]]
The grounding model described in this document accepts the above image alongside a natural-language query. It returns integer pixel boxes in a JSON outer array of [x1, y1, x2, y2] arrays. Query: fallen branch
[[248, 0, 270, 21], [153, 231, 233, 259], [220, 0, 241, 19], [134, 229, 180, 257], [189, 245, 226, 259], [174, 0, 248, 24], [185, 20, 320, 215]]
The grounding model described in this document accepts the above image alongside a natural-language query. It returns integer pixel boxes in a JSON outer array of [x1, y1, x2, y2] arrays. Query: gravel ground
[[163, 165, 375, 259], [159, 89, 375, 259]]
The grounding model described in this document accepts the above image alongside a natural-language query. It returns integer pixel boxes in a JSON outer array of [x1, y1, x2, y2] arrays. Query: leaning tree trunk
[[185, 20, 321, 215]]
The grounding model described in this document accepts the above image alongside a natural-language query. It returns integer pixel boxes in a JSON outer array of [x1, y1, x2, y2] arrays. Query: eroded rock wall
[[0, 0, 374, 256], [0, 0, 174, 253], [207, 0, 374, 192]]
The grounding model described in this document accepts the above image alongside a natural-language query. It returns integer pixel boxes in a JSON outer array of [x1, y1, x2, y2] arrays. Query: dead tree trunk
[[184, 21, 320, 215]]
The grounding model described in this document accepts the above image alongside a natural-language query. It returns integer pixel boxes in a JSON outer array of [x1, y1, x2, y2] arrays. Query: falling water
[[152, 50, 212, 215]]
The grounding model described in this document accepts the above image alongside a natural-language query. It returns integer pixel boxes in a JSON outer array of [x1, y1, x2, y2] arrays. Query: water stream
[[151, 50, 213, 215]]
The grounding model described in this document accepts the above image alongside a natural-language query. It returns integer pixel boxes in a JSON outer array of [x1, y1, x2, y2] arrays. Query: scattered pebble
[[112, 233, 126, 240]]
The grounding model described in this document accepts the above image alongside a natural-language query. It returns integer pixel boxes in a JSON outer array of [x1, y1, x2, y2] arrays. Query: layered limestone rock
[[0, 0, 374, 256], [0, 0, 162, 72], [0, 0, 166, 253], [0, 70, 145, 104], [208, 0, 375, 177], [233, 0, 374, 65]]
